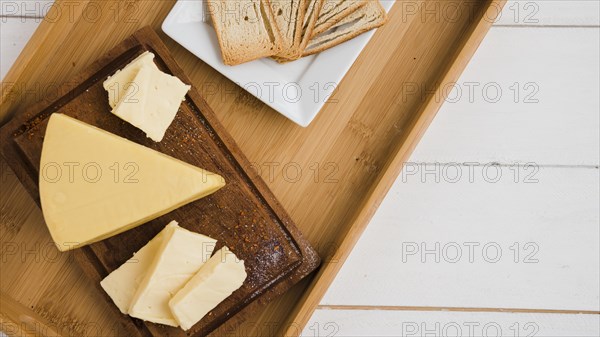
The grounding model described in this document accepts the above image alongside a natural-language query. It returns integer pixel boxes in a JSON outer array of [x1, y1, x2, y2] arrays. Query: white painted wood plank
[[410, 27, 600, 166], [0, 17, 40, 80], [0, 0, 54, 17], [321, 165, 600, 311], [302, 310, 600, 337], [495, 1, 600, 26]]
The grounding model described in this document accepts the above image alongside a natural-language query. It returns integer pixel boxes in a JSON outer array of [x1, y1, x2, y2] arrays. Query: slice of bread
[[300, 0, 325, 43], [271, 0, 308, 59], [303, 0, 387, 56], [272, 0, 324, 62], [208, 0, 284, 65], [311, 0, 367, 37]]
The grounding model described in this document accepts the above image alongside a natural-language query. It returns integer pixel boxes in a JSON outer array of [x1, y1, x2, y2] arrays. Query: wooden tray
[[0, 1, 506, 336], [0, 27, 320, 337]]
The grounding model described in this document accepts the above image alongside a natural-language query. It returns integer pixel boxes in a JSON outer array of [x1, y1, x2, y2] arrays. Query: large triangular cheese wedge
[[39, 114, 225, 251]]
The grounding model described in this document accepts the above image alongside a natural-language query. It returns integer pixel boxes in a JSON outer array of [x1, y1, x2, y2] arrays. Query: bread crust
[[272, 0, 324, 62], [272, 0, 309, 59]]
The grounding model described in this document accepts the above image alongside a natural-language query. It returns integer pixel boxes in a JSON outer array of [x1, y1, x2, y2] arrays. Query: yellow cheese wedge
[[103, 51, 157, 109], [39, 114, 225, 251], [169, 246, 247, 330], [129, 223, 217, 326], [100, 221, 173, 314]]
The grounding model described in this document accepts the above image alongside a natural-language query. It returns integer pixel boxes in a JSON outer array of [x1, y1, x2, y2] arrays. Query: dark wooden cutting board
[[0, 27, 320, 337]]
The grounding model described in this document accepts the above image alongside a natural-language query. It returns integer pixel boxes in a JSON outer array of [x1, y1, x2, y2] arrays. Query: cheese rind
[[100, 221, 174, 314], [39, 114, 225, 251], [128, 224, 217, 326], [168, 246, 247, 330]]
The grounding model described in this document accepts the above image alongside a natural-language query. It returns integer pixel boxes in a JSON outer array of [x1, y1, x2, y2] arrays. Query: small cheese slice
[[111, 62, 191, 142], [103, 51, 157, 109], [39, 114, 225, 251], [100, 221, 174, 314], [128, 224, 217, 326], [169, 246, 247, 331]]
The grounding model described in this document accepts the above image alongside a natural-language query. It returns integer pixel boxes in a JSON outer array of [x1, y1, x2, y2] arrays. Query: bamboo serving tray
[[0, 0, 505, 336], [0, 27, 320, 337]]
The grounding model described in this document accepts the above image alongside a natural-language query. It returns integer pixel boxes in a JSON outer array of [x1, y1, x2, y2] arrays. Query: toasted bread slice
[[311, 0, 367, 37], [303, 0, 387, 56], [271, 0, 308, 59], [300, 0, 325, 46], [272, 0, 324, 62], [208, 0, 284, 65]]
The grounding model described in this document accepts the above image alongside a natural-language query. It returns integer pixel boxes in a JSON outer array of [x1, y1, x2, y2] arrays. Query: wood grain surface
[[1, 27, 320, 337], [0, 0, 505, 336]]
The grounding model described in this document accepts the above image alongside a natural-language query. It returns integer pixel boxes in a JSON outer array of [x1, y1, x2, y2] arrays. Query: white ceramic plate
[[162, 0, 395, 127]]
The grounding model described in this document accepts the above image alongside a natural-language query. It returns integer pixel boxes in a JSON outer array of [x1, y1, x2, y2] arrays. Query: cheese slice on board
[[39, 114, 225, 251], [111, 61, 191, 142], [100, 221, 173, 314], [169, 246, 247, 330], [103, 51, 157, 108], [129, 223, 217, 326]]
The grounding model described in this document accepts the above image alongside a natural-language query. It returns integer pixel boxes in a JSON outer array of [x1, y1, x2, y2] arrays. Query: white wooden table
[[1, 1, 599, 336]]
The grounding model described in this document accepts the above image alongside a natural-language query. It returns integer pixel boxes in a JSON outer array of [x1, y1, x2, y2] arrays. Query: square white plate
[[162, 0, 395, 127]]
